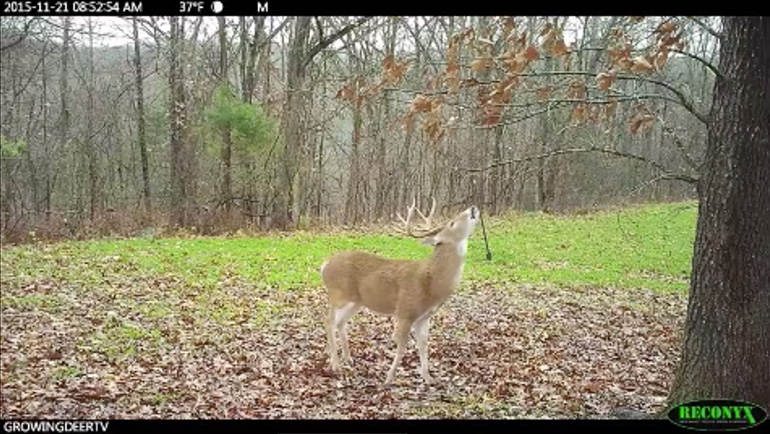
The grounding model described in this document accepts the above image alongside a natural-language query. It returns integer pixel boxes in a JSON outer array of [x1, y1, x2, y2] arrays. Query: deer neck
[[427, 239, 468, 294]]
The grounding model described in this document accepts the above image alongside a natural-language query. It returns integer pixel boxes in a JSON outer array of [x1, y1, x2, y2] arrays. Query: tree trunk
[[218, 16, 233, 217], [244, 17, 265, 104], [59, 17, 71, 216], [132, 17, 151, 217], [85, 18, 98, 220], [272, 16, 310, 229], [375, 17, 397, 221], [666, 16, 770, 411], [168, 16, 189, 227], [345, 96, 362, 224]]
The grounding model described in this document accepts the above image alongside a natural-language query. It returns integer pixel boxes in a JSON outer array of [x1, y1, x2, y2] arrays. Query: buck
[[320, 198, 479, 384]]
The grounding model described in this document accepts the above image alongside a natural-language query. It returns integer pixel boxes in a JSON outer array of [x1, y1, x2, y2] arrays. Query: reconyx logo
[[667, 399, 768, 431]]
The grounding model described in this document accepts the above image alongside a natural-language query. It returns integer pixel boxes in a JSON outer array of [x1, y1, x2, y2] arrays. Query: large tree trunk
[[168, 17, 189, 227], [132, 17, 151, 217], [666, 16, 770, 411]]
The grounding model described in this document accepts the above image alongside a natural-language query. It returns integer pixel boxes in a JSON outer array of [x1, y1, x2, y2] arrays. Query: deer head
[[395, 197, 479, 249]]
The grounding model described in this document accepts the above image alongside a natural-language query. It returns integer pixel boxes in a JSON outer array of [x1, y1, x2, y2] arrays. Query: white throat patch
[[456, 239, 468, 257]]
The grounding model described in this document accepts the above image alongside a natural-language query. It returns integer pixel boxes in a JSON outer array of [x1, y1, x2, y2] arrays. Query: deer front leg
[[413, 315, 433, 384], [335, 303, 361, 365], [326, 305, 340, 372], [385, 317, 412, 385]]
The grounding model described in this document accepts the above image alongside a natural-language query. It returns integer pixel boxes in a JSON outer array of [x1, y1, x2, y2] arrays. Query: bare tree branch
[[687, 16, 723, 40], [671, 48, 723, 79], [457, 146, 699, 185], [0, 18, 39, 52], [303, 17, 372, 69]]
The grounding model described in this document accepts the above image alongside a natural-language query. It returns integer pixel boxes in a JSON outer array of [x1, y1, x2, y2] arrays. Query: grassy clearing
[[0, 201, 695, 418], [1, 201, 697, 292]]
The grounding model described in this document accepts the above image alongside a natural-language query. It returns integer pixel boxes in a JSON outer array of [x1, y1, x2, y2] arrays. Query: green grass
[[87, 321, 165, 362], [0, 201, 698, 292]]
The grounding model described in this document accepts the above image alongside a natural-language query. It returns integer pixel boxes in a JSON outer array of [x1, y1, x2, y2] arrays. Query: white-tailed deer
[[320, 198, 479, 384]]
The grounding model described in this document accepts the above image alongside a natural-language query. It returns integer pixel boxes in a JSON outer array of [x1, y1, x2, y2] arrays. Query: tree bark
[[666, 16, 770, 411], [168, 16, 189, 227], [132, 17, 151, 217], [59, 17, 71, 216], [344, 94, 362, 224], [86, 18, 98, 220], [272, 16, 311, 229], [218, 16, 233, 217]]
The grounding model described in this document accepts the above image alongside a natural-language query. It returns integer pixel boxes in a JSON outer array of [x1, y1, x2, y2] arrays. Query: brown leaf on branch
[[551, 39, 569, 57], [661, 33, 681, 48], [502, 17, 516, 42], [515, 32, 527, 51], [596, 71, 617, 91], [410, 94, 433, 112], [604, 98, 618, 120], [540, 23, 554, 37], [609, 44, 632, 70], [471, 56, 495, 72], [537, 86, 553, 101], [524, 45, 540, 61], [501, 51, 529, 74], [403, 111, 416, 132], [335, 83, 355, 102], [631, 56, 655, 74], [629, 112, 656, 135], [571, 104, 586, 123], [655, 46, 670, 69], [382, 54, 394, 70], [567, 79, 586, 99], [480, 103, 503, 126], [655, 21, 677, 35], [445, 72, 461, 94]]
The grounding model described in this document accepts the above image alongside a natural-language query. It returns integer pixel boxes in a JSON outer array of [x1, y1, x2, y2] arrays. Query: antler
[[394, 197, 443, 238]]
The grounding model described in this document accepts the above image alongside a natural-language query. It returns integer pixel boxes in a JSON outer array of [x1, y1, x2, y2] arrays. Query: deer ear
[[421, 236, 438, 246]]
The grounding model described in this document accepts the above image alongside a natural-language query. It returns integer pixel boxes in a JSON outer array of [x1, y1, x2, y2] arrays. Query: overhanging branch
[[458, 146, 699, 185]]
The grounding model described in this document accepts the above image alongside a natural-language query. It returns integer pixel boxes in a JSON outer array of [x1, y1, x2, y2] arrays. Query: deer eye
[[450, 221, 456, 227]]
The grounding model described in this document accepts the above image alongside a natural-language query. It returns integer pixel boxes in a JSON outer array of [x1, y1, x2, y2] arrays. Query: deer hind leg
[[334, 302, 361, 365], [413, 314, 433, 384], [385, 317, 413, 385]]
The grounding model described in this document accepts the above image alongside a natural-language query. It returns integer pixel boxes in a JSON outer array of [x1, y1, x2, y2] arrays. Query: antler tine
[[393, 197, 417, 236], [394, 196, 443, 238], [414, 197, 437, 228]]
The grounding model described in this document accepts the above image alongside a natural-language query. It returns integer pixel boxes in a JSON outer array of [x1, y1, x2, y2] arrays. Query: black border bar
[[0, 418, 694, 434], [1, 1, 750, 17]]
